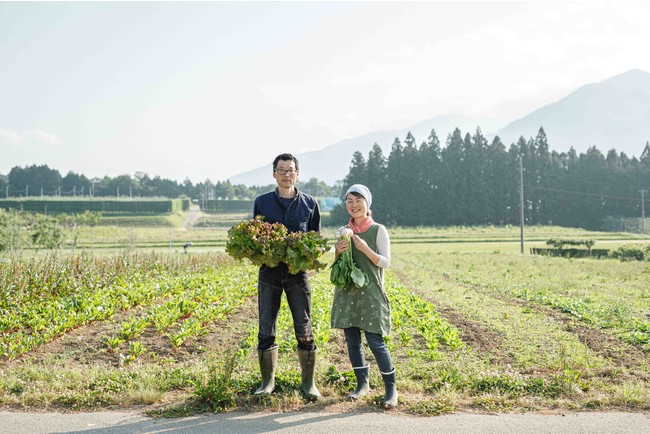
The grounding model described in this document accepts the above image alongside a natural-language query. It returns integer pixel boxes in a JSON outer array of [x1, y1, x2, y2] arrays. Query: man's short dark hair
[[273, 153, 299, 172]]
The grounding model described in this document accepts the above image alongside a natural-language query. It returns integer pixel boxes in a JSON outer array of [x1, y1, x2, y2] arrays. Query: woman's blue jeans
[[257, 263, 316, 351], [344, 327, 394, 373]]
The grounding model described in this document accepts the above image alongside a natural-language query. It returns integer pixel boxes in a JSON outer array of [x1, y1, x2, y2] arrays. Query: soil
[[394, 270, 516, 366], [436, 306, 517, 366], [393, 270, 649, 376], [3, 294, 259, 369]]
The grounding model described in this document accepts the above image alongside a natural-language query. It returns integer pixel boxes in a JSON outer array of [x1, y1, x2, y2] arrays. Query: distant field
[[27, 210, 649, 256], [1, 219, 648, 415], [0, 197, 189, 215], [192, 212, 252, 228]]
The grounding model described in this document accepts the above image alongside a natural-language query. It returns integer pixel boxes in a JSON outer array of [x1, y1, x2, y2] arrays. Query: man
[[252, 153, 321, 400]]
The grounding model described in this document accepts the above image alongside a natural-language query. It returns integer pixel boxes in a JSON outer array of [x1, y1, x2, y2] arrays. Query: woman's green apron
[[330, 224, 391, 336]]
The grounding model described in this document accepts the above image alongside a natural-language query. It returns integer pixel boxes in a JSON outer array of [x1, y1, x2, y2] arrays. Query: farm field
[[0, 226, 648, 416], [12, 206, 648, 256]]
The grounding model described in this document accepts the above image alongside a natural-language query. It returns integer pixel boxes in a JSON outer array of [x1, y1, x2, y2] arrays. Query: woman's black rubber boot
[[348, 365, 370, 400], [380, 368, 398, 409]]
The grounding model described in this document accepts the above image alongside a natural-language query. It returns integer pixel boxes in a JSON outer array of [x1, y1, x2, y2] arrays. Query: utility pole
[[519, 156, 525, 254], [640, 190, 647, 233], [9, 212, 13, 256]]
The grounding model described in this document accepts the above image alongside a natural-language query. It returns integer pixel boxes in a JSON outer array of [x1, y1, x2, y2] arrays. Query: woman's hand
[[335, 238, 349, 255], [351, 234, 381, 265], [351, 234, 370, 254]]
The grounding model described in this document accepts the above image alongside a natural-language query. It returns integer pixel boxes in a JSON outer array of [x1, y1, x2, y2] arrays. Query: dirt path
[[182, 205, 202, 229]]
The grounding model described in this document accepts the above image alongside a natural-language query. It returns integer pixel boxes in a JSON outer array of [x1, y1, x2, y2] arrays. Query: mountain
[[230, 69, 650, 186], [229, 114, 491, 186], [494, 69, 650, 154]]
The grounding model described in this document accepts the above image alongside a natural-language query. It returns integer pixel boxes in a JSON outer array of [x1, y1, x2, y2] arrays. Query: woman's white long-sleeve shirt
[[375, 225, 391, 269]]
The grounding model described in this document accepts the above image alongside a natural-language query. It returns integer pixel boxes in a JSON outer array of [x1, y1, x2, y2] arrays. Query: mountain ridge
[[230, 69, 650, 186], [494, 69, 650, 152]]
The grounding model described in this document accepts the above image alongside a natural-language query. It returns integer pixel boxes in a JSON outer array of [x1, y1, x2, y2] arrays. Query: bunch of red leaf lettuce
[[226, 216, 330, 273]]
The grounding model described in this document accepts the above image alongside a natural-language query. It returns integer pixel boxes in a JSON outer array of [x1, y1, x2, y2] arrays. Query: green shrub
[[546, 238, 596, 249], [610, 244, 647, 261], [193, 351, 240, 412]]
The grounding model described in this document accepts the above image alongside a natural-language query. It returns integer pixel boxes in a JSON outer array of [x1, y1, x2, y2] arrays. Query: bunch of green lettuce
[[226, 216, 330, 273], [329, 226, 369, 289], [285, 231, 331, 274]]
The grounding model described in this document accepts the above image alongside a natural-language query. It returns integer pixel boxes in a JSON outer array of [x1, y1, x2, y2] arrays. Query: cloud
[[253, 1, 650, 139], [0, 129, 62, 148], [0, 129, 22, 147]]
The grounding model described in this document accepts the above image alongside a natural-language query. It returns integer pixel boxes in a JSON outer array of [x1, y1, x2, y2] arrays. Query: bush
[[193, 351, 240, 413], [31, 215, 64, 249], [534, 238, 606, 259], [610, 244, 648, 261], [0, 209, 63, 251], [546, 238, 596, 249]]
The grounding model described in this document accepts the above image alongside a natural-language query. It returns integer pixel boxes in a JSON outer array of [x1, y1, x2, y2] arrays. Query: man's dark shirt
[[253, 188, 321, 233]]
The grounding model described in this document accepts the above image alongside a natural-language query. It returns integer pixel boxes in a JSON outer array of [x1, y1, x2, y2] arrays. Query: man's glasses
[[275, 169, 297, 176], [345, 199, 366, 206]]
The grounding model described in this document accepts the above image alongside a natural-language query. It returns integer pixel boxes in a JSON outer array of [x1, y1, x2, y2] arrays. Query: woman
[[330, 184, 398, 409]]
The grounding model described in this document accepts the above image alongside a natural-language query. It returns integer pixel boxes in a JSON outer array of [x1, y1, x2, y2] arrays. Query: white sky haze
[[2, 1, 650, 183]]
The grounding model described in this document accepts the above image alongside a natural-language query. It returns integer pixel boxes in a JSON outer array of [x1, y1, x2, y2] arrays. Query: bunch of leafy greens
[[226, 216, 330, 273], [226, 216, 288, 268], [285, 231, 331, 274], [329, 227, 369, 289]]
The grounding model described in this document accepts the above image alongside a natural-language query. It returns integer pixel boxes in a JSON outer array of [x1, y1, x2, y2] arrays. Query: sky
[[2, 1, 650, 184]]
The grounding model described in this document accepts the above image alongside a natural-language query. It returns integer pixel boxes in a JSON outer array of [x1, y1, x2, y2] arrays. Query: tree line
[[3, 126, 649, 231], [0, 167, 335, 201], [331, 127, 650, 230]]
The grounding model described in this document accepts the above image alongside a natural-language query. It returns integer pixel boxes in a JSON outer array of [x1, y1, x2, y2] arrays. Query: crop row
[[106, 267, 257, 359], [271, 269, 465, 361], [411, 252, 649, 353], [388, 273, 464, 355], [513, 287, 650, 349], [0, 253, 245, 360]]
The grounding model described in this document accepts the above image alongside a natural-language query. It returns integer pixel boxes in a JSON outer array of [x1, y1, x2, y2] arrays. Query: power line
[[557, 173, 650, 191], [552, 174, 619, 188], [527, 185, 648, 202]]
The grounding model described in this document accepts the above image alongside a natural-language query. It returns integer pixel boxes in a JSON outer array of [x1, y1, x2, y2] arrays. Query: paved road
[[2, 410, 649, 434]]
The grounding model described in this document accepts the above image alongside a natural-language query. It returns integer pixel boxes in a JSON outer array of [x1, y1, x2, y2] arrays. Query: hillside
[[229, 115, 488, 186], [230, 69, 650, 186], [495, 69, 650, 154]]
